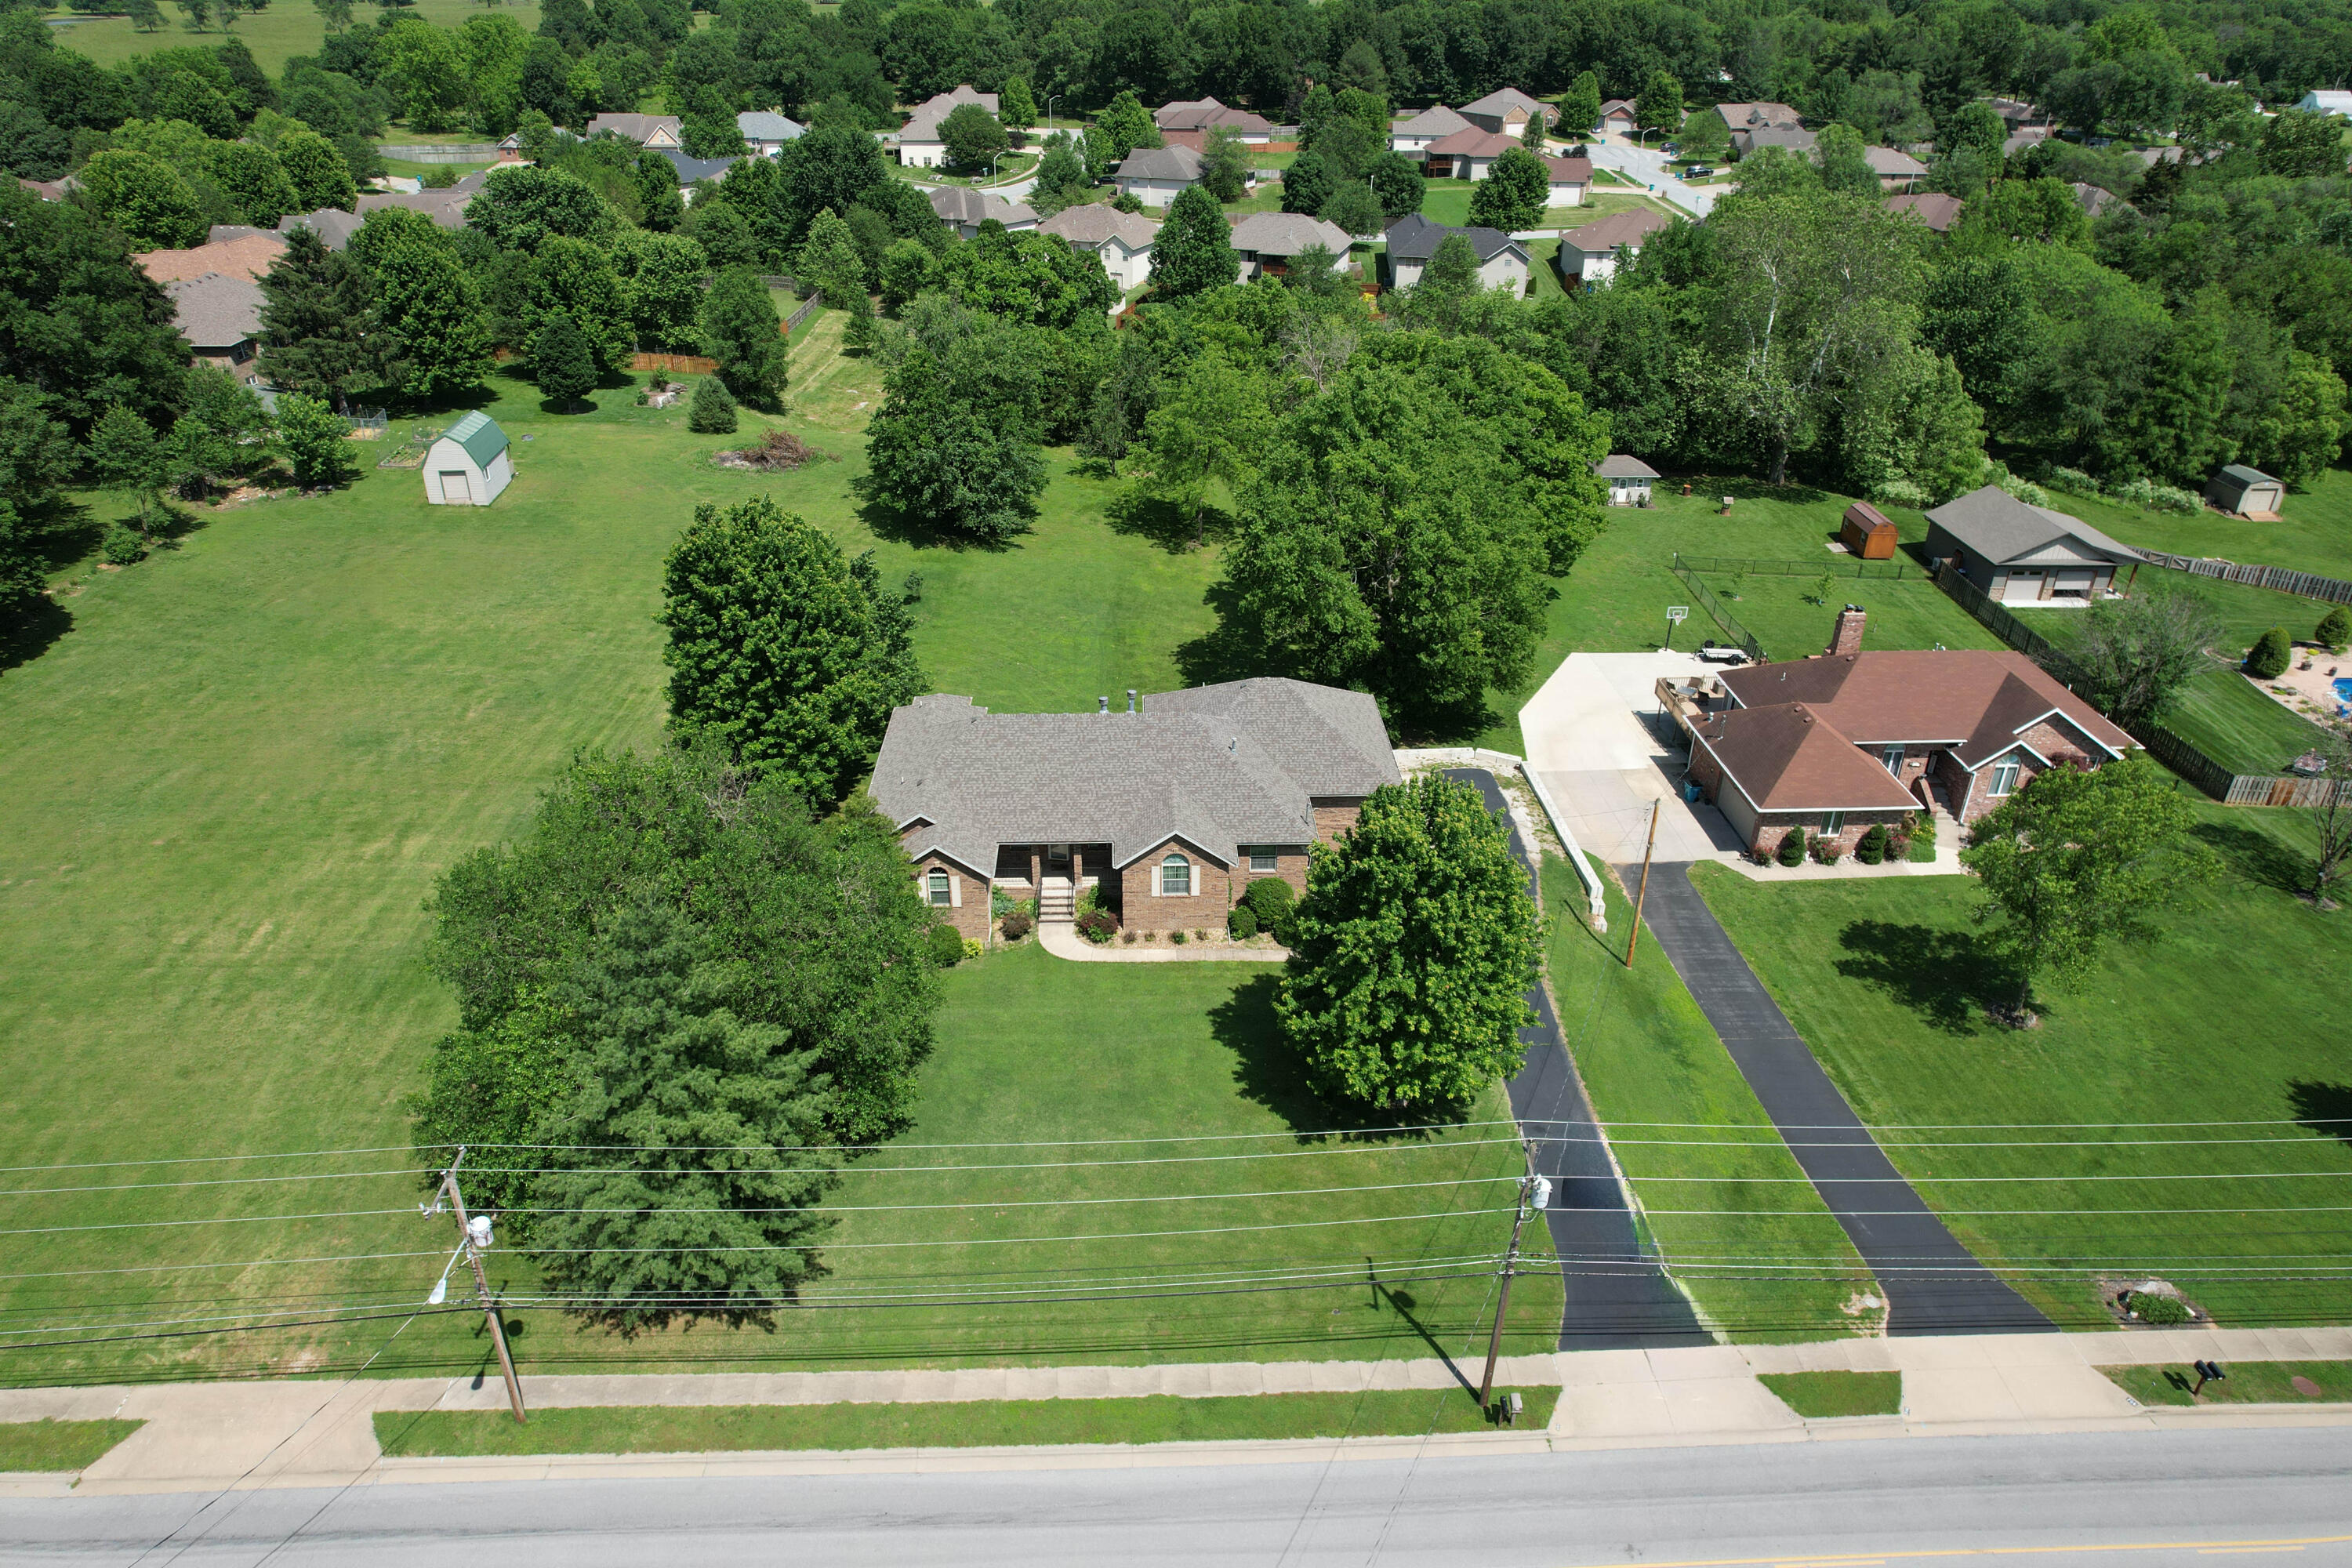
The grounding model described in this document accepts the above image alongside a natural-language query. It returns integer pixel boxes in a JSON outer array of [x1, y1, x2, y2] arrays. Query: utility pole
[[1477, 1152, 1548, 1411], [1624, 798, 1661, 968], [431, 1149, 526, 1425]]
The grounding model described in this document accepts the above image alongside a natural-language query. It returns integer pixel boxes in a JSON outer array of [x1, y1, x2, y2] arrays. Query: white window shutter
[[949, 873, 962, 908]]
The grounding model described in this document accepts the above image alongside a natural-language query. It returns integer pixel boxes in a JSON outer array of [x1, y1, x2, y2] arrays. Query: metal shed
[[2205, 464, 2284, 518], [424, 412, 513, 507]]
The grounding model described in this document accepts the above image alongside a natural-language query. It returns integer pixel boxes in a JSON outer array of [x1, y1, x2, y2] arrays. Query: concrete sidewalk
[[9, 1328, 2351, 1495]]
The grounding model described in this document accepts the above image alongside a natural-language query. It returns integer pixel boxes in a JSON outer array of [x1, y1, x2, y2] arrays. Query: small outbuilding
[[2206, 464, 2285, 518], [1594, 454, 1661, 506], [424, 411, 513, 506], [1840, 500, 1899, 559]]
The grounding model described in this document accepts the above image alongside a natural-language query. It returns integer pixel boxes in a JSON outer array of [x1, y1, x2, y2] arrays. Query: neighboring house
[[1839, 500, 1899, 559], [1424, 126, 1518, 180], [1924, 484, 2144, 605], [1688, 604, 2136, 858], [869, 678, 1402, 941], [2299, 89, 2352, 117], [1713, 101, 1803, 139], [276, 209, 365, 250], [356, 172, 486, 230], [1113, 143, 1205, 207], [2207, 464, 2286, 518], [1380, 213, 1528, 292], [1037, 203, 1160, 293], [1987, 97, 2050, 132], [897, 85, 999, 168], [423, 411, 513, 507], [1595, 99, 1639, 142], [162, 272, 267, 389], [738, 110, 805, 155], [15, 175, 69, 200], [585, 113, 682, 148], [2071, 180, 2131, 216], [1740, 122, 1818, 157], [1228, 210, 1352, 276], [1155, 96, 1273, 143], [1390, 104, 1473, 156], [1885, 191, 1962, 232], [660, 151, 743, 191], [2002, 127, 2051, 156], [1544, 151, 1594, 205], [136, 233, 285, 284], [1594, 454, 1659, 506], [1459, 87, 1551, 135], [1864, 145, 1926, 191], [1557, 208, 1669, 285], [928, 184, 1040, 238]]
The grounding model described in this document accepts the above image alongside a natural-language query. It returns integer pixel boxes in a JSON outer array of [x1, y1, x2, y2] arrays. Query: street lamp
[[1046, 94, 1062, 134]]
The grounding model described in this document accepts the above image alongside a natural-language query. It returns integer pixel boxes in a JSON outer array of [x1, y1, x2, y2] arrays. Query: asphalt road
[[11, 1427, 2351, 1566]]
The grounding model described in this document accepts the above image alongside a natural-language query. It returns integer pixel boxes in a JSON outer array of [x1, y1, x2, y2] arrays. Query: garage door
[[2001, 570, 2043, 602], [2053, 568, 2095, 598]]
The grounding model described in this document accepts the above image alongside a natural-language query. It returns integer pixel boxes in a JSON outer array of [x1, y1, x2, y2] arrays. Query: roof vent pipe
[[1127, 689, 1137, 713], [1099, 695, 1109, 713]]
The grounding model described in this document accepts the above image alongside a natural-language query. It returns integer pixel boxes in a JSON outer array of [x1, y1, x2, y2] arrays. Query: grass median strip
[[1757, 1371, 1902, 1418], [373, 1387, 1560, 1457], [2102, 1360, 2352, 1407], [0, 1419, 144, 1472]]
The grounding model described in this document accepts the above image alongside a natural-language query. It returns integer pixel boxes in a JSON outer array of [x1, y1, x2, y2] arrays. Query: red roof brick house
[[1684, 607, 2135, 860], [869, 679, 1399, 941]]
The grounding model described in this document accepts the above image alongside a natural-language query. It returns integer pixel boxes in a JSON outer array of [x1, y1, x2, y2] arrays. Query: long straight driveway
[[1632, 862, 2053, 1334], [1445, 770, 1709, 1349]]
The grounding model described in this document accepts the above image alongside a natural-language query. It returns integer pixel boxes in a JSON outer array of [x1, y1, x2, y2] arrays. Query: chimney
[[1098, 695, 1109, 713], [1828, 604, 1867, 658], [1127, 689, 1137, 713]]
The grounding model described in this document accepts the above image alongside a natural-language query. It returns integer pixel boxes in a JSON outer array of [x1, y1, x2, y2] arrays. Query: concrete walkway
[[9, 1327, 2350, 1494], [1631, 863, 2052, 1336], [1446, 769, 1710, 1351]]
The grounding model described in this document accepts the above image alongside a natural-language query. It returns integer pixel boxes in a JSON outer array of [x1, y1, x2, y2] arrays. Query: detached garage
[[424, 412, 513, 506]]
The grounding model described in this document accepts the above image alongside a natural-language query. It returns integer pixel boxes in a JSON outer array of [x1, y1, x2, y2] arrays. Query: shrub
[[962, 938, 983, 962], [103, 526, 147, 564], [1856, 823, 1889, 864], [2245, 626, 2293, 679], [1228, 905, 1259, 939], [1867, 477, 1930, 509], [2043, 466, 2102, 497], [1907, 812, 1938, 862], [689, 378, 738, 434], [999, 909, 1033, 941], [1170, 927, 1188, 944], [2128, 1290, 2190, 1325], [2109, 476, 2201, 516], [1776, 826, 1806, 866], [1076, 908, 1116, 943], [2318, 607, 2351, 651], [925, 921, 964, 967], [1813, 837, 1844, 865], [1241, 877, 1295, 927], [1121, 930, 1137, 943]]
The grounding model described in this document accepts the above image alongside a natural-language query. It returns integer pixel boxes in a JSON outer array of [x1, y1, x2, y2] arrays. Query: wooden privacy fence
[[1933, 560, 2344, 806], [630, 352, 719, 373], [2137, 550, 2352, 606], [1666, 554, 1766, 662], [785, 295, 822, 330]]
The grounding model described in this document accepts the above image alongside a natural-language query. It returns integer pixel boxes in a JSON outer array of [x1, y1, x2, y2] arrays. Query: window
[[1048, 843, 1070, 865], [1247, 848, 1277, 873], [1882, 746, 1905, 775], [1160, 854, 1192, 896], [1820, 811, 1846, 835], [1990, 757, 2022, 796], [927, 870, 950, 906]]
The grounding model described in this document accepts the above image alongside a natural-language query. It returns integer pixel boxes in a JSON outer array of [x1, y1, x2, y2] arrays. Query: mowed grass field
[[45, 0, 546, 76], [0, 329, 1564, 1384], [1686, 808, 2352, 1331]]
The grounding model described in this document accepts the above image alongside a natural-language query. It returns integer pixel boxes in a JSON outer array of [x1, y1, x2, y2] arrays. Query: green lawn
[[1757, 1370, 1901, 1417], [1690, 564, 2005, 663], [2102, 1361, 2352, 1406], [373, 1386, 1559, 1457], [0, 1420, 143, 1472], [2050, 469, 2352, 583], [48, 0, 543, 74], [1417, 181, 1668, 230], [0, 343, 1565, 1383], [1685, 825, 2352, 1331], [1544, 855, 1871, 1341]]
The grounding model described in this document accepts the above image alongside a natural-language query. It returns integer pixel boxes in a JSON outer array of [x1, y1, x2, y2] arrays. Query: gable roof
[[277, 207, 365, 250], [1037, 202, 1160, 249], [355, 187, 474, 229], [1695, 702, 1923, 811], [586, 113, 681, 145], [1116, 144, 1205, 182], [1393, 105, 1472, 138], [1383, 212, 1523, 264], [1886, 191, 1963, 231], [1460, 87, 1549, 121], [1717, 648, 2132, 764], [1593, 454, 1661, 479], [434, 410, 508, 470], [869, 679, 1400, 873], [162, 272, 265, 350], [1562, 208, 1669, 254], [1742, 123, 1818, 153], [737, 109, 804, 142], [928, 185, 1039, 227], [899, 85, 998, 143], [1714, 101, 1802, 129], [136, 234, 285, 284], [661, 151, 742, 184], [1597, 98, 1637, 120], [1544, 152, 1595, 183], [1156, 96, 1272, 134], [1864, 145, 1926, 177], [1426, 126, 1518, 158], [1229, 209, 1351, 256], [1926, 485, 2143, 568]]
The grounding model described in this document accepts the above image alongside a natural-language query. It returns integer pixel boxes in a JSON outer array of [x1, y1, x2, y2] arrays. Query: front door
[[441, 470, 471, 504]]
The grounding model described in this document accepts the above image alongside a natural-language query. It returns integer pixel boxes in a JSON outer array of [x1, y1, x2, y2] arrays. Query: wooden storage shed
[[2205, 464, 2284, 518], [1840, 501, 1899, 559], [423, 411, 513, 507]]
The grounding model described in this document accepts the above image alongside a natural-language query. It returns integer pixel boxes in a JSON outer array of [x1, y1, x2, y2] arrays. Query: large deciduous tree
[[1276, 776, 1541, 1110], [937, 220, 1116, 328], [699, 265, 791, 408], [1468, 146, 1548, 233], [1150, 186, 1240, 299], [859, 345, 1049, 542], [78, 149, 208, 250], [2060, 580, 2225, 732], [659, 495, 924, 809], [938, 101, 1008, 172]]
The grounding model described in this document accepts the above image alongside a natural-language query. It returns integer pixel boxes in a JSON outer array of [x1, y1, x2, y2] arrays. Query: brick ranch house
[[1683, 607, 2136, 860], [869, 678, 1400, 939]]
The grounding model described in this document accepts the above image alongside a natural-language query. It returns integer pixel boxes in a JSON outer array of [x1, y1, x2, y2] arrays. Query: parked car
[[1685, 165, 1715, 178]]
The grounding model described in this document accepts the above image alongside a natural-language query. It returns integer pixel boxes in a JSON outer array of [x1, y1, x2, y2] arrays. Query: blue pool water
[[2335, 678, 2352, 703]]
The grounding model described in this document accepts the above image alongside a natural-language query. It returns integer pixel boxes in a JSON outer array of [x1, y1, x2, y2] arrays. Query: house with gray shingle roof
[[928, 184, 1040, 238], [737, 110, 805, 155], [1038, 203, 1160, 292], [897, 85, 998, 169], [1390, 104, 1473, 156], [869, 679, 1399, 940], [1459, 87, 1552, 135], [1924, 485, 2143, 605], [1112, 143, 1205, 207], [1229, 210, 1353, 274], [1381, 213, 1528, 292], [163, 272, 268, 389]]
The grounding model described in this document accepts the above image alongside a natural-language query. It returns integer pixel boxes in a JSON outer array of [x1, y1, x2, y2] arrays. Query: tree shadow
[[2287, 1080, 2352, 1149], [537, 397, 600, 416], [2192, 820, 2308, 898], [1830, 919, 1998, 1035], [1212, 972, 1465, 1141], [1, 595, 72, 674], [851, 495, 1024, 552], [1174, 579, 1273, 688], [1104, 488, 1234, 554], [1716, 475, 1835, 507]]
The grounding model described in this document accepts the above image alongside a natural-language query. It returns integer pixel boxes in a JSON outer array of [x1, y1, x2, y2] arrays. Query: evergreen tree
[[1279, 149, 1335, 217], [534, 314, 598, 410], [1468, 146, 1548, 232], [0, 382, 73, 630], [2246, 626, 2292, 679], [275, 392, 358, 488], [1149, 186, 1239, 299], [1000, 78, 1036, 137], [1523, 109, 1548, 151], [699, 265, 790, 408], [860, 346, 1048, 542], [632, 150, 684, 232], [688, 376, 737, 433], [659, 494, 925, 807], [258, 227, 379, 411], [1366, 152, 1424, 221]]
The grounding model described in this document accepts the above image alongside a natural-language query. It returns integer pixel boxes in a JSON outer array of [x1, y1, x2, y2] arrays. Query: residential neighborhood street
[[1582, 141, 1722, 216]]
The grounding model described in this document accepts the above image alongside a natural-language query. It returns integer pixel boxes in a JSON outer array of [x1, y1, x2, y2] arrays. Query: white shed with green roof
[[424, 412, 513, 506]]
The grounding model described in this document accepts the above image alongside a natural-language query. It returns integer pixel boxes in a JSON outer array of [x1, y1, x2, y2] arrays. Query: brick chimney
[[1828, 604, 1867, 657]]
